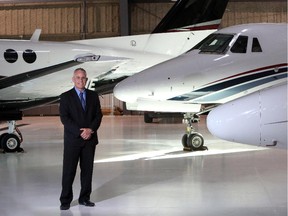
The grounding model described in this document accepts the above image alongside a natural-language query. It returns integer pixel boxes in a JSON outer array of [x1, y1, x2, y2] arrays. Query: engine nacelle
[[207, 84, 287, 148]]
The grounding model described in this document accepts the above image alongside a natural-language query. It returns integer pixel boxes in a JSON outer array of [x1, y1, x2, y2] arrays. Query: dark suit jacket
[[59, 88, 103, 146]]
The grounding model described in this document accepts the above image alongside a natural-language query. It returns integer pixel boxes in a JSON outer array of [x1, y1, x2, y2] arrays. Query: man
[[59, 68, 103, 210]]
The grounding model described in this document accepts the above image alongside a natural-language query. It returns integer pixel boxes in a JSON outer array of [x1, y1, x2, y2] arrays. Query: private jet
[[114, 23, 288, 151]]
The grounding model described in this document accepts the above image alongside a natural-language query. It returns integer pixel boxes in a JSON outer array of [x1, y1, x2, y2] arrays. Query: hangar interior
[[0, 0, 287, 216], [0, 0, 286, 116]]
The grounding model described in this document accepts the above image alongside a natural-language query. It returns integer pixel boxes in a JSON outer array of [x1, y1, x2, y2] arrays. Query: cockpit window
[[190, 33, 234, 54], [252, 37, 262, 52], [230, 35, 248, 53]]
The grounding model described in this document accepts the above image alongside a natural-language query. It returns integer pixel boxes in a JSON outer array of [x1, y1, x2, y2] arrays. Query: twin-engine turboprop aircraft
[[114, 23, 288, 150], [0, 0, 229, 152]]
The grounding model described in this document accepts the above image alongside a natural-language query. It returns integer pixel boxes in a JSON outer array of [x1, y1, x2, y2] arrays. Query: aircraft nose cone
[[114, 79, 137, 103], [114, 82, 126, 101]]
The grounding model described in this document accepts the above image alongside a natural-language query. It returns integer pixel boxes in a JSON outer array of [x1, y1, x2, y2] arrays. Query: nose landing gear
[[0, 121, 23, 153], [182, 113, 208, 151]]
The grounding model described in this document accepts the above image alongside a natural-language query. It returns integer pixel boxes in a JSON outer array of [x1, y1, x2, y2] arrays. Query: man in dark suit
[[59, 68, 103, 210]]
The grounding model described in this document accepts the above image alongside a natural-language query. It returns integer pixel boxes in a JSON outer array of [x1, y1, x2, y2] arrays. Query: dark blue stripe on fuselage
[[194, 73, 287, 103], [195, 66, 287, 93], [169, 66, 288, 102]]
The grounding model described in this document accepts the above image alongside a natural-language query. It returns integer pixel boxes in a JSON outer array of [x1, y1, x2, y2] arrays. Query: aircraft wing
[[0, 54, 100, 90], [0, 53, 131, 91]]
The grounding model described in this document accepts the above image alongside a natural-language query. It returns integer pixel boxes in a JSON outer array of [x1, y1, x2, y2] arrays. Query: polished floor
[[0, 115, 287, 216]]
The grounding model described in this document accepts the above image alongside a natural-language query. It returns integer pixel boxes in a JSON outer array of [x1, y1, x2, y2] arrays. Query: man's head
[[72, 68, 88, 91]]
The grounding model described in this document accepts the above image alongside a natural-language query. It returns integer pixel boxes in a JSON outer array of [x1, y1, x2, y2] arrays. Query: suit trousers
[[60, 142, 96, 205]]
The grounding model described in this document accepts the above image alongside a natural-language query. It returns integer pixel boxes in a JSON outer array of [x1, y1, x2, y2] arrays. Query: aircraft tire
[[144, 113, 153, 123], [0, 133, 8, 141], [181, 134, 188, 147], [0, 133, 8, 152], [187, 133, 204, 150], [1, 133, 21, 153]]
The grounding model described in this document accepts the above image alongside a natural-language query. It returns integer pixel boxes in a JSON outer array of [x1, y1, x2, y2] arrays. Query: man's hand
[[80, 128, 94, 140]]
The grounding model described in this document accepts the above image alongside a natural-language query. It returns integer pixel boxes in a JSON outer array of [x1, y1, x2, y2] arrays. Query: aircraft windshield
[[190, 33, 234, 54]]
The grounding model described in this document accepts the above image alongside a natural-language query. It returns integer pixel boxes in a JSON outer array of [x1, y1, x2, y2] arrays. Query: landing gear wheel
[[0, 133, 8, 153], [181, 134, 188, 148], [0, 133, 8, 142], [144, 113, 153, 123], [1, 134, 21, 152], [187, 133, 204, 150]]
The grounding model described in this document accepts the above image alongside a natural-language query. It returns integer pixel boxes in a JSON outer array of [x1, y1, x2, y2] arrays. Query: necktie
[[79, 92, 86, 111]]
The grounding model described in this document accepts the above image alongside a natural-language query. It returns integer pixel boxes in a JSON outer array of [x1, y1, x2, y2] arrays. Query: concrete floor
[[0, 115, 287, 216]]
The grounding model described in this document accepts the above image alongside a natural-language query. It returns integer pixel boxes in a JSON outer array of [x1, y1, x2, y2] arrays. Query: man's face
[[72, 70, 87, 91]]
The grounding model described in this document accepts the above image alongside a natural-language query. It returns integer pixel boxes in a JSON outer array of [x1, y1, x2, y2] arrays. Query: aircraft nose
[[114, 78, 138, 103]]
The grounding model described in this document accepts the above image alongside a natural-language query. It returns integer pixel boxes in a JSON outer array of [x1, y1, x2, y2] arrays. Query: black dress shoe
[[60, 204, 70, 210], [79, 200, 95, 207]]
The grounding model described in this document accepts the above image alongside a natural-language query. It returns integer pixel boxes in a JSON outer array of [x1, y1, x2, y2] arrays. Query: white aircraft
[[114, 23, 288, 150], [0, 0, 229, 152]]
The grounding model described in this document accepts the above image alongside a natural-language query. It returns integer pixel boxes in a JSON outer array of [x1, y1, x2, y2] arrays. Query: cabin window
[[252, 37, 262, 52], [23, 49, 37, 64], [191, 33, 234, 54], [230, 36, 248, 53], [4, 49, 18, 63]]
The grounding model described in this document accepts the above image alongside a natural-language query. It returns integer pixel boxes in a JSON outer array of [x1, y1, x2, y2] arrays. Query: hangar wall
[[0, 0, 286, 40], [0, 0, 120, 40], [0, 0, 286, 115]]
